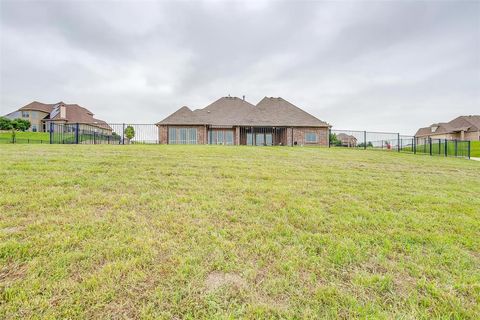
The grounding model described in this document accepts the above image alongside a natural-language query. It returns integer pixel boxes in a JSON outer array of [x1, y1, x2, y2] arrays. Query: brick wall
[[292, 127, 329, 146], [159, 126, 168, 144], [159, 125, 329, 146]]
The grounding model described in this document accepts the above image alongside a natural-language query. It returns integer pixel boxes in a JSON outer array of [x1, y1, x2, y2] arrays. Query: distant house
[[156, 96, 331, 146], [415, 115, 480, 142], [4, 101, 111, 134], [336, 133, 357, 147]]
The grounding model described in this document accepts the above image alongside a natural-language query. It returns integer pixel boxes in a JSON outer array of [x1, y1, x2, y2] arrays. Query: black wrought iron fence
[[413, 137, 471, 158], [108, 123, 159, 144], [47, 123, 158, 144], [1, 123, 473, 159], [329, 130, 403, 150], [329, 129, 471, 159]]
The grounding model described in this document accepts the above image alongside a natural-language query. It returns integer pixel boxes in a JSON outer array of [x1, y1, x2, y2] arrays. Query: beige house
[[415, 115, 480, 142], [156, 96, 331, 146], [4, 101, 111, 134]]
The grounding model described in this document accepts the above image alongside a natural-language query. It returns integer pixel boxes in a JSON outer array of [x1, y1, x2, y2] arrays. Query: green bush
[[0, 117, 13, 130], [11, 118, 31, 131]]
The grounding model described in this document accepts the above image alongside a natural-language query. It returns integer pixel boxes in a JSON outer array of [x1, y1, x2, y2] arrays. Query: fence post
[[413, 138, 416, 154], [444, 139, 448, 157], [455, 140, 458, 157], [122, 123, 125, 145], [468, 140, 471, 159], [49, 123, 53, 144], [429, 138, 432, 156], [75, 123, 79, 144], [397, 133, 400, 152], [328, 129, 331, 148], [364, 131, 366, 150]]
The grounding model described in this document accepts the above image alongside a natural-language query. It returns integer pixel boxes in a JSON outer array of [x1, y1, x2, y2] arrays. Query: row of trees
[[0, 117, 31, 131]]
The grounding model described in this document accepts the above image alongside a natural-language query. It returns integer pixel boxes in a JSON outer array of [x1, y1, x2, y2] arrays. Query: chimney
[[60, 105, 66, 118], [242, 95, 245, 101]]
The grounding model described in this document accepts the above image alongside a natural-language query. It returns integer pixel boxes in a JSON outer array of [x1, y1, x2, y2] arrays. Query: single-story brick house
[[336, 133, 357, 147], [156, 96, 331, 146], [4, 101, 111, 134], [415, 115, 480, 142]]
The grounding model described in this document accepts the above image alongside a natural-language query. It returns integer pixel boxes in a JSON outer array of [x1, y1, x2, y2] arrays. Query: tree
[[329, 133, 342, 146], [124, 125, 135, 143], [0, 117, 13, 130], [11, 118, 31, 131]]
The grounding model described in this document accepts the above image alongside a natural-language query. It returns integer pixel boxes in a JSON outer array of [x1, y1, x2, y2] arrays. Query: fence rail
[[329, 129, 471, 159], [1, 124, 473, 159]]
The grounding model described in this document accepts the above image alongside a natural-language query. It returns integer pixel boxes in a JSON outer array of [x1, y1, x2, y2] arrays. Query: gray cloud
[[1, 0, 478, 134]]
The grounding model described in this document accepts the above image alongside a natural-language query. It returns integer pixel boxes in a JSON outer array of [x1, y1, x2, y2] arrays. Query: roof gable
[[157, 106, 202, 125], [250, 97, 329, 127], [449, 115, 480, 131], [19, 101, 56, 113]]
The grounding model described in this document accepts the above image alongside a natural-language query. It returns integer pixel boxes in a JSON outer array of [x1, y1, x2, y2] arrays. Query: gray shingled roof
[[415, 115, 480, 137], [157, 96, 330, 127], [19, 101, 57, 113]]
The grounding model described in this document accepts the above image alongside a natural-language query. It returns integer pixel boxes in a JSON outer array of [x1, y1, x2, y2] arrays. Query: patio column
[[287, 127, 293, 146], [235, 126, 240, 145]]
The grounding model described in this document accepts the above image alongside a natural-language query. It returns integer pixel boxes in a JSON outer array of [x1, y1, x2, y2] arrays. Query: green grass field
[[0, 131, 120, 145], [470, 141, 480, 157], [1, 145, 479, 319], [0, 131, 50, 143]]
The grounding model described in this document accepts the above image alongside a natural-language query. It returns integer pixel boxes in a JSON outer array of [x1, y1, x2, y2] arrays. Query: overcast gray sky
[[1, 0, 479, 134]]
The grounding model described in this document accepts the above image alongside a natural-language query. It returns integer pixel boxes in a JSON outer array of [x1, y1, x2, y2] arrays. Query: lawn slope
[[0, 145, 479, 319]]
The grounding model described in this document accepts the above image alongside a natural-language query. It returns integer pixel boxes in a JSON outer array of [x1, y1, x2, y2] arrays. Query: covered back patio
[[238, 126, 288, 146]]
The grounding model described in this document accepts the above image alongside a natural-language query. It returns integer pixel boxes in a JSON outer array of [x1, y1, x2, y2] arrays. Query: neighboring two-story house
[[4, 101, 111, 134], [415, 115, 480, 142]]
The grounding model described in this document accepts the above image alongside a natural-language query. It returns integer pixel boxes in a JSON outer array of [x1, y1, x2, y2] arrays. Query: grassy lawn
[[0, 131, 49, 143], [0, 146, 479, 319], [471, 141, 480, 157]]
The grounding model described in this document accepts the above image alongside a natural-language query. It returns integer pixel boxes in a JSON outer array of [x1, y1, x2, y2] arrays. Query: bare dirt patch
[[1, 226, 23, 234], [0, 263, 27, 283], [205, 271, 246, 292]]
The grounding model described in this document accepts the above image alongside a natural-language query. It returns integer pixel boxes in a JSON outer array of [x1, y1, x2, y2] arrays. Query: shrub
[[11, 118, 31, 131], [0, 117, 13, 130]]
